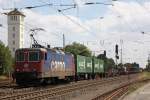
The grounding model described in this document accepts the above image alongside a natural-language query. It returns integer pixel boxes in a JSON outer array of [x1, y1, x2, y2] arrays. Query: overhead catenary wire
[[135, 0, 150, 13], [73, 0, 79, 18], [2, 0, 116, 51], [34, 0, 97, 41], [134, 0, 150, 34], [24, 0, 115, 42], [111, 2, 141, 33], [58, 10, 92, 34], [36, 0, 91, 34]]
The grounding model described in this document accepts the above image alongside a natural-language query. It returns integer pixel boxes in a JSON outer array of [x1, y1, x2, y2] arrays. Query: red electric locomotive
[[14, 48, 75, 85]]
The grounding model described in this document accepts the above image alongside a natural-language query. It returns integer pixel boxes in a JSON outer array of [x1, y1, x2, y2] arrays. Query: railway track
[[0, 80, 13, 87], [92, 83, 130, 100], [0, 74, 139, 100], [0, 76, 121, 95], [0, 78, 116, 100], [92, 76, 149, 100]]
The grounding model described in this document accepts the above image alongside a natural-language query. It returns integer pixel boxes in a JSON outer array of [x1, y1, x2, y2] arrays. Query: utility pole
[[0, 56, 3, 74], [148, 54, 150, 71], [115, 44, 119, 75], [63, 34, 65, 48], [120, 39, 123, 64]]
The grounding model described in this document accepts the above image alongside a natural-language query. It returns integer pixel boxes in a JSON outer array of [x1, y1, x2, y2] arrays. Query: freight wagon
[[93, 58, 104, 78], [75, 55, 93, 80], [75, 55, 104, 80]]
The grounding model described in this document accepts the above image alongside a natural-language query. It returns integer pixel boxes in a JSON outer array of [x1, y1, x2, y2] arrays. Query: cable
[[73, 0, 79, 18], [35, 0, 94, 37], [111, 3, 140, 33], [59, 10, 92, 33], [135, 0, 150, 13], [134, 0, 150, 34], [84, 2, 113, 6]]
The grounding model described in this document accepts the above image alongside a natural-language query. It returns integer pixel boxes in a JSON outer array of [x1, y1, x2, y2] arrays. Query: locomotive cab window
[[45, 53, 47, 60], [29, 51, 39, 61], [16, 51, 24, 61]]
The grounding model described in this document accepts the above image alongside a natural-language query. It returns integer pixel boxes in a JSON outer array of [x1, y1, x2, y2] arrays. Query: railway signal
[[104, 50, 106, 57], [115, 44, 118, 55], [115, 44, 119, 60], [116, 55, 119, 59]]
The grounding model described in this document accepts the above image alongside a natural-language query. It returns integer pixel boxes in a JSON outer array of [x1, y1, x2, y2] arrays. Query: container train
[[14, 47, 140, 85], [14, 47, 104, 85]]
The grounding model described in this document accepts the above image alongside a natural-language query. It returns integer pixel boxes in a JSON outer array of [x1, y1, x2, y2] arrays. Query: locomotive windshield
[[29, 51, 39, 61], [16, 52, 24, 61]]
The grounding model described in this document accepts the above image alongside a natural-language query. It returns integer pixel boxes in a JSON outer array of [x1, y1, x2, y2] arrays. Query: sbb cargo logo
[[100, 64, 103, 69], [51, 60, 65, 71], [87, 62, 92, 68], [95, 64, 99, 69], [79, 61, 85, 70]]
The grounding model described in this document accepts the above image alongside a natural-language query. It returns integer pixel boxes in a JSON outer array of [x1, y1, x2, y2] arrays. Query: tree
[[107, 58, 115, 66], [97, 54, 106, 60], [0, 42, 13, 75], [64, 42, 92, 57], [97, 53, 115, 72]]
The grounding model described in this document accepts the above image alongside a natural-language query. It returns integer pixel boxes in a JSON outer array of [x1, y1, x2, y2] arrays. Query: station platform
[[122, 82, 150, 100]]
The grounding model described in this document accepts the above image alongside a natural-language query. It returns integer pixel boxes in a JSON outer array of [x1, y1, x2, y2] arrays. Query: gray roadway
[[122, 82, 150, 100]]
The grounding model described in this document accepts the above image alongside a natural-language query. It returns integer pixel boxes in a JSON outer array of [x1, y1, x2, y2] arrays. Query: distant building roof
[[7, 8, 25, 17]]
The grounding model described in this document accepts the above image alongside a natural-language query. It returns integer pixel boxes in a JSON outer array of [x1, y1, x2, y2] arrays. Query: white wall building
[[7, 9, 25, 56]]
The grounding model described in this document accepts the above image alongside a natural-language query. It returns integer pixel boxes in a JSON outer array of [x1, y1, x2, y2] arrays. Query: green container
[[85, 57, 93, 73], [76, 55, 86, 73], [93, 58, 104, 73], [99, 60, 104, 73], [93, 58, 100, 73]]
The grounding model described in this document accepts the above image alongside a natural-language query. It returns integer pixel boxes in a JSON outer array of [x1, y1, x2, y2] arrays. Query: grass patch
[[0, 76, 8, 80], [126, 72, 150, 95], [127, 81, 147, 95], [139, 71, 150, 80], [120, 73, 150, 99]]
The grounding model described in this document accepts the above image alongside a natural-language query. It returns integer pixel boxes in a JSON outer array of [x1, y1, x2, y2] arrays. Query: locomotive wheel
[[51, 77, 58, 84], [16, 80, 28, 86]]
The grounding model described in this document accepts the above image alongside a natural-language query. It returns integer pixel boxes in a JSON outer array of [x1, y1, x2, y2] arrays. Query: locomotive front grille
[[15, 72, 38, 80]]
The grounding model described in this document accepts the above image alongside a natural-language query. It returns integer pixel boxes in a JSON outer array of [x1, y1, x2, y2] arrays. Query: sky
[[0, 0, 150, 68]]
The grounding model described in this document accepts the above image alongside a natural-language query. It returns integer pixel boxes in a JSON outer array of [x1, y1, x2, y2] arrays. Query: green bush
[[0, 42, 13, 75]]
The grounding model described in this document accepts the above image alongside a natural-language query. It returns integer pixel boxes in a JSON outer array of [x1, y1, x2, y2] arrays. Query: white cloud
[[23, 9, 90, 47], [82, 1, 150, 67], [74, 0, 87, 7], [1, 0, 150, 67], [0, 0, 21, 8]]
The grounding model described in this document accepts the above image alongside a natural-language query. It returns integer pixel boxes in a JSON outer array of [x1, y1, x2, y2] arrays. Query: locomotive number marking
[[51, 60, 65, 71]]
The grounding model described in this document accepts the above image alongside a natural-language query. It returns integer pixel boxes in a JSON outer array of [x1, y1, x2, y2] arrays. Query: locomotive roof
[[16, 48, 73, 56], [16, 48, 47, 52]]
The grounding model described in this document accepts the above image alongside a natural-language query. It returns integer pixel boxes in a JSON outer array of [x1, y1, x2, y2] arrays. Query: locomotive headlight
[[33, 68, 36, 71], [16, 69, 19, 72], [24, 63, 28, 68]]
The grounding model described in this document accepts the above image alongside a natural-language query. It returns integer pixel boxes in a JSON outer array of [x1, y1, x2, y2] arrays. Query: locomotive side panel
[[42, 50, 75, 79], [64, 54, 75, 78]]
